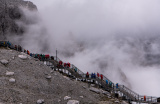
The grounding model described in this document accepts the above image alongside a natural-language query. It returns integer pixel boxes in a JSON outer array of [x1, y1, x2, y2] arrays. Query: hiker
[[93, 73, 96, 79], [24, 49, 26, 53], [86, 72, 89, 78], [67, 62, 70, 67], [91, 73, 94, 78], [51, 56, 54, 60], [100, 74, 103, 80], [64, 63, 66, 67], [42, 54, 45, 60], [15, 45, 17, 50], [27, 50, 30, 55], [74, 67, 77, 72], [45, 54, 50, 59], [116, 83, 119, 88], [3, 41, 6, 47], [106, 80, 108, 84], [7, 41, 11, 47], [97, 72, 99, 78], [30, 53, 33, 57], [35, 54, 38, 58], [144, 96, 146, 101], [109, 82, 112, 88], [18, 45, 22, 52], [38, 54, 41, 59], [59, 61, 63, 65]]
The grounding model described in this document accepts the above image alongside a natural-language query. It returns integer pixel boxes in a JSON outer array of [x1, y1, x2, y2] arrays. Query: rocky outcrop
[[0, 0, 37, 39]]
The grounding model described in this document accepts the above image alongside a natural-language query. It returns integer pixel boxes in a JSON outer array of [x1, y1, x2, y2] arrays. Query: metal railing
[[71, 64, 84, 75]]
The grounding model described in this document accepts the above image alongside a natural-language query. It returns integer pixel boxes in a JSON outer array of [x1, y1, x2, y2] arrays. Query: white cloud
[[17, 0, 160, 96]]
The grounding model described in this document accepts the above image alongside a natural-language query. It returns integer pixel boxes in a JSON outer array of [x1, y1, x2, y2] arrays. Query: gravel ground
[[0, 48, 128, 104]]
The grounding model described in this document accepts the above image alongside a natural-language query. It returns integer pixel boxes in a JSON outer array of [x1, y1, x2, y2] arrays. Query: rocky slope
[[0, 0, 37, 39], [0, 48, 128, 104]]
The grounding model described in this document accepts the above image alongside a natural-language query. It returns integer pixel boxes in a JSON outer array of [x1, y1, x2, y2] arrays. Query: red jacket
[[86, 72, 89, 76], [97, 73, 99, 77], [59, 61, 63, 65], [45, 54, 50, 58], [100, 74, 103, 80]]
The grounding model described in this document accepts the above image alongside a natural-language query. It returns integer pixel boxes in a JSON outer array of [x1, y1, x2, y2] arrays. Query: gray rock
[[82, 86, 86, 89], [12, 56, 15, 59], [67, 100, 79, 104], [9, 78, 16, 83], [121, 101, 128, 104], [101, 90, 110, 95], [0, 59, 9, 65], [6, 71, 14, 76], [79, 96, 84, 98], [50, 70, 54, 73], [89, 87, 101, 94], [58, 99, 61, 102], [64, 96, 71, 100], [63, 76, 70, 80], [37, 99, 44, 104], [45, 75, 52, 79], [18, 55, 27, 60], [115, 100, 119, 103], [91, 84, 95, 87]]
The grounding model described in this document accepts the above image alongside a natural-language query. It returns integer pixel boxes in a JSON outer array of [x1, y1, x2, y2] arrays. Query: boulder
[[0, 59, 9, 65], [101, 90, 110, 95], [50, 70, 54, 73], [6, 71, 14, 76], [121, 101, 128, 104], [67, 100, 79, 104], [63, 76, 70, 80], [37, 99, 44, 104], [91, 84, 95, 87], [64, 96, 71, 100], [9, 78, 16, 83], [79, 96, 84, 98], [115, 100, 119, 103], [45, 75, 52, 79], [18, 55, 27, 60], [89, 87, 101, 94]]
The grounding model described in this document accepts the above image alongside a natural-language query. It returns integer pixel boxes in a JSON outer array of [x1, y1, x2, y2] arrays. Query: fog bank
[[15, 0, 160, 96]]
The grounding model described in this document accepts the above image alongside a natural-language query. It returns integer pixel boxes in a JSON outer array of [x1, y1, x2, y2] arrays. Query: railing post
[[138, 95, 139, 103], [56, 49, 57, 61]]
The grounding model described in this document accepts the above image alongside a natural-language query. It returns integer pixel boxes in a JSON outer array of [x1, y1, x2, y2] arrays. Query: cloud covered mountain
[[0, 0, 37, 39]]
